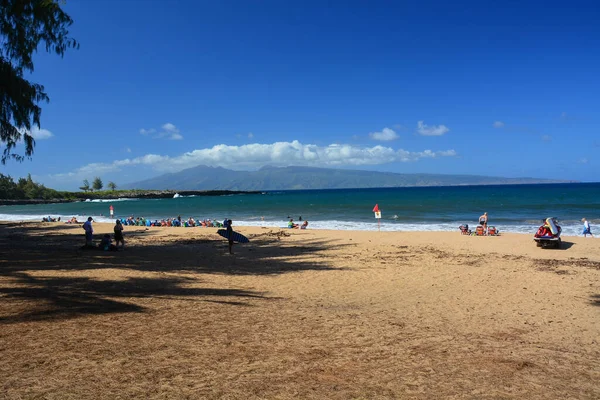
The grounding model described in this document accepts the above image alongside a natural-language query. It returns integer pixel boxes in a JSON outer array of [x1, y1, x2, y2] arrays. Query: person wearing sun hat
[[582, 218, 594, 238], [83, 216, 94, 246]]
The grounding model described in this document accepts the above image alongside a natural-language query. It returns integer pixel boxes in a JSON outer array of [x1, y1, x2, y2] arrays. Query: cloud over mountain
[[50, 140, 457, 181]]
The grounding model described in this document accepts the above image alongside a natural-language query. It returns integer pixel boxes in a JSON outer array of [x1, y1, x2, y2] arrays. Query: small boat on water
[[173, 193, 181, 198]]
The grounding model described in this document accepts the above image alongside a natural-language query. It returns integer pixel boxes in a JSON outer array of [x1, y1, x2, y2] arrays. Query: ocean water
[[0, 183, 599, 236]]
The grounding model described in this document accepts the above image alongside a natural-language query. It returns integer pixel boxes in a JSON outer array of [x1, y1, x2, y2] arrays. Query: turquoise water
[[1, 183, 599, 236]]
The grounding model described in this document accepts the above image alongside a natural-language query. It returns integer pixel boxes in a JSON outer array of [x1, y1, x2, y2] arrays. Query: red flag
[[373, 204, 379, 212]]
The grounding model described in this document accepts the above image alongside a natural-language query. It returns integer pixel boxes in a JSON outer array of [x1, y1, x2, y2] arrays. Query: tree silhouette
[[107, 181, 117, 191], [1, 0, 78, 163], [92, 177, 103, 191], [79, 179, 90, 193]]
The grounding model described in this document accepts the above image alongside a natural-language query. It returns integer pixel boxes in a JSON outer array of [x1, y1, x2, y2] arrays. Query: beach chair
[[475, 225, 485, 236], [459, 224, 471, 235], [487, 226, 500, 236]]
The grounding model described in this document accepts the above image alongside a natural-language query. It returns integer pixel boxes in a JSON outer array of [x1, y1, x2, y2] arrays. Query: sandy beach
[[1, 221, 599, 399]]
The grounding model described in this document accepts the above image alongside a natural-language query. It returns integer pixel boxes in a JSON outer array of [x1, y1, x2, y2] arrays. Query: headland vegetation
[[0, 173, 259, 206]]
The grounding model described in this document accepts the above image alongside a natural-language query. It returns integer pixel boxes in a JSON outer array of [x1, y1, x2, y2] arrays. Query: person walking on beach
[[582, 218, 594, 238], [83, 217, 94, 247], [114, 219, 125, 249], [479, 212, 488, 231]]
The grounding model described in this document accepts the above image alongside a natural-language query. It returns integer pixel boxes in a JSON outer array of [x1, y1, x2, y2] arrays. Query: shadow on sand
[[0, 222, 348, 324]]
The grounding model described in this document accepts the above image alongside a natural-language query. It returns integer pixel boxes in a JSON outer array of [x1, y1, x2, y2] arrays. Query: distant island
[[123, 165, 576, 191], [0, 167, 577, 205]]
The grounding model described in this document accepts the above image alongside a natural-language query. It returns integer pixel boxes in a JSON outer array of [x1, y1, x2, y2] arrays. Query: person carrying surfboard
[[216, 220, 249, 253], [226, 219, 234, 254]]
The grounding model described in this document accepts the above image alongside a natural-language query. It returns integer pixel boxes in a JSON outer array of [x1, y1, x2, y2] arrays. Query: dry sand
[[0, 221, 599, 399]]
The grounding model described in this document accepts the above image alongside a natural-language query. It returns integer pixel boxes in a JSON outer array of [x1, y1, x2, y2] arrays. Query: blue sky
[[5, 0, 600, 189]]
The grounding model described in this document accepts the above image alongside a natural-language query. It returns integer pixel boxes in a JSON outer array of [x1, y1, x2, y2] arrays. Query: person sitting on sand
[[479, 212, 488, 232], [288, 219, 298, 229], [300, 221, 309, 229], [582, 218, 594, 238], [99, 234, 118, 251]]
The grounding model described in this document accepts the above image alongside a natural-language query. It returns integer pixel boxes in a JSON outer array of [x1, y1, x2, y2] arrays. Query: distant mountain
[[122, 165, 572, 191]]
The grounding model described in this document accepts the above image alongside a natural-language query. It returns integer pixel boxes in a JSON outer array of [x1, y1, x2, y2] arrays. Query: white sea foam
[[230, 219, 586, 237], [85, 198, 138, 203], [0, 214, 118, 224]]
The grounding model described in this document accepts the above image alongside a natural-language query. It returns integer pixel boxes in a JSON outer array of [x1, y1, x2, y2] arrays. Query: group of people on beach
[[81, 216, 241, 252], [82, 217, 125, 251], [288, 218, 309, 229], [470, 211, 595, 238], [459, 212, 497, 236], [119, 215, 225, 228]]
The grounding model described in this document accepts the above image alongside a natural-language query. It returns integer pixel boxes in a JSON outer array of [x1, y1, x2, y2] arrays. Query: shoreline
[[0, 219, 591, 238], [0, 220, 590, 239]]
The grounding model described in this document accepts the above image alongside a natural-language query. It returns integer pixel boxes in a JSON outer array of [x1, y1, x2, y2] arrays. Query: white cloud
[[50, 140, 458, 180], [18, 126, 54, 140], [30, 127, 54, 140], [369, 127, 398, 141], [140, 123, 183, 140], [416, 121, 449, 136], [162, 123, 177, 132], [493, 121, 505, 128]]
